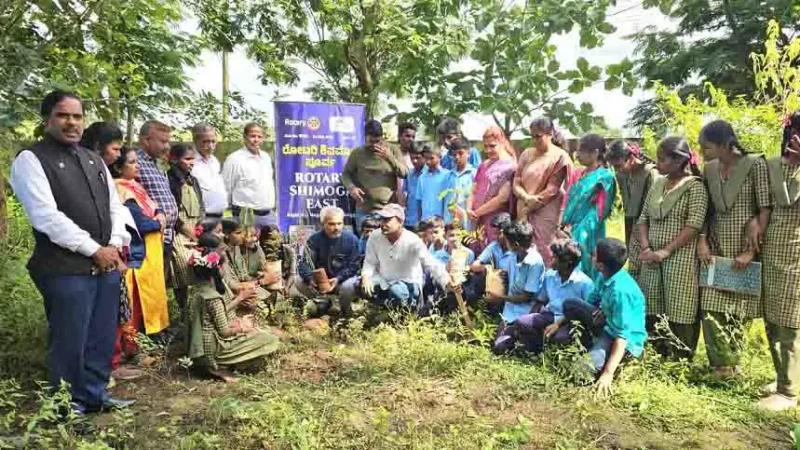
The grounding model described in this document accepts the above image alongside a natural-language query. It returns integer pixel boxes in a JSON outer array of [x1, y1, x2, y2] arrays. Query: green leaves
[[577, 57, 590, 74], [629, 0, 800, 131], [243, 0, 471, 118], [0, 0, 199, 129], [597, 22, 616, 34], [395, 0, 620, 136]]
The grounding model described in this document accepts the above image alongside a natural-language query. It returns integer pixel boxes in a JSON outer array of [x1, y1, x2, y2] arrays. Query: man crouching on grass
[[561, 238, 647, 397], [341, 203, 460, 313]]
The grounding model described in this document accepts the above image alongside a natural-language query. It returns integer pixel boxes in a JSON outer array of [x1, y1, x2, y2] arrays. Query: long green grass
[[0, 199, 796, 449]]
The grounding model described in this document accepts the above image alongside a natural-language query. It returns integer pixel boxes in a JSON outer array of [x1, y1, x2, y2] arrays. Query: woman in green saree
[[561, 134, 617, 279]]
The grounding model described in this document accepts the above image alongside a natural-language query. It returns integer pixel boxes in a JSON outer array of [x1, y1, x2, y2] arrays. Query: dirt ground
[[98, 347, 795, 450]]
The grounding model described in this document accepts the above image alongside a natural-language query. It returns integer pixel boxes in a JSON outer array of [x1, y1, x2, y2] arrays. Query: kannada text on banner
[[274, 101, 366, 232]]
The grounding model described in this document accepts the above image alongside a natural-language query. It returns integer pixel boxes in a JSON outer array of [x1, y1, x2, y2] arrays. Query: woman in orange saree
[[512, 118, 572, 266]]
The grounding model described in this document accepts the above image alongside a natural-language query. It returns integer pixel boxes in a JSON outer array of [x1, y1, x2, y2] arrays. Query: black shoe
[[58, 402, 87, 421], [100, 396, 136, 412]]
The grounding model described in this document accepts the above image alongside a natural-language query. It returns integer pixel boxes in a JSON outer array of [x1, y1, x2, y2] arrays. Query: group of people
[[340, 115, 800, 412], [10, 89, 800, 420], [10, 90, 283, 415]]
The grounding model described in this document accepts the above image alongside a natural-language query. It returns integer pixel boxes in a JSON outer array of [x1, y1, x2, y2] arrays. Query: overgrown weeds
[[0, 196, 794, 448]]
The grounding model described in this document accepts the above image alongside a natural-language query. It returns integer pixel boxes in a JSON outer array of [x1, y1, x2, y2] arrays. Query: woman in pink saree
[[513, 119, 572, 266], [467, 126, 517, 251]]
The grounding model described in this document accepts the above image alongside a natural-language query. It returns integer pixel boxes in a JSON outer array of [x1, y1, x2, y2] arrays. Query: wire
[[608, 1, 643, 17]]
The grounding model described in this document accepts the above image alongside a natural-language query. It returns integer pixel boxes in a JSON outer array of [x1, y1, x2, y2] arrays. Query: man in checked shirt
[[135, 121, 179, 279]]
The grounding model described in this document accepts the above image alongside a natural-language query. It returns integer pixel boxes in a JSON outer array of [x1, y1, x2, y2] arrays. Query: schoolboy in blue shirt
[[416, 146, 453, 223], [426, 216, 449, 264], [421, 216, 448, 307], [403, 143, 426, 229], [562, 238, 647, 397], [490, 222, 545, 355], [447, 140, 477, 228], [515, 239, 594, 353], [470, 213, 512, 300], [471, 213, 512, 273], [437, 223, 480, 312], [436, 117, 482, 170], [440, 223, 475, 266], [358, 215, 380, 256]]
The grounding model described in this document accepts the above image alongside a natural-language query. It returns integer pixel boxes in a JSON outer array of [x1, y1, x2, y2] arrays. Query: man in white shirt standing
[[10, 90, 134, 416], [222, 122, 276, 228], [190, 123, 227, 218], [340, 203, 458, 312]]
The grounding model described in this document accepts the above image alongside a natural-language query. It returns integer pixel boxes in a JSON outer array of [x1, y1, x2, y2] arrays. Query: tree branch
[[0, 3, 31, 41]]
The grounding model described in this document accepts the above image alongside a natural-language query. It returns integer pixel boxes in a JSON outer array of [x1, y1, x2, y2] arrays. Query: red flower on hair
[[194, 225, 204, 238], [688, 149, 699, 165], [626, 143, 642, 158], [206, 252, 221, 265]]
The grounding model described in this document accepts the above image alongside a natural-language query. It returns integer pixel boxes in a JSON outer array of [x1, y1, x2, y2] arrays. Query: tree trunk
[[346, 2, 377, 118], [109, 91, 121, 122], [222, 50, 230, 135], [0, 171, 6, 241], [125, 101, 135, 146]]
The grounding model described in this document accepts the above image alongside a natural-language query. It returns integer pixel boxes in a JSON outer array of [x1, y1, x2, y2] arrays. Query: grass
[[2, 314, 796, 449], [0, 203, 797, 449]]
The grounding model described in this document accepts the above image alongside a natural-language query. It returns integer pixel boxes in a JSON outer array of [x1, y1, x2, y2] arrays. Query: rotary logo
[[307, 116, 322, 131]]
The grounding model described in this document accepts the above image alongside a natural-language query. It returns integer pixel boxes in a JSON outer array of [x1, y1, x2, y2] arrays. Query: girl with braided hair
[[608, 140, 658, 278], [696, 120, 771, 378], [187, 232, 280, 383], [758, 112, 800, 410], [167, 144, 205, 312], [637, 136, 708, 360]]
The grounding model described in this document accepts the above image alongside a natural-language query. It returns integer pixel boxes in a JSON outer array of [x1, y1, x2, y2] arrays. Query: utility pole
[[222, 50, 230, 137]]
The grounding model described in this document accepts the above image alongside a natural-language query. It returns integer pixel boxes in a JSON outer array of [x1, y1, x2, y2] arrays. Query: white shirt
[[362, 228, 451, 289], [222, 148, 276, 210], [10, 150, 130, 257], [192, 153, 228, 214]]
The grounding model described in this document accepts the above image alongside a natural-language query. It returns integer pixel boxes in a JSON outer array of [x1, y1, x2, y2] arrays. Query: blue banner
[[274, 101, 365, 233]]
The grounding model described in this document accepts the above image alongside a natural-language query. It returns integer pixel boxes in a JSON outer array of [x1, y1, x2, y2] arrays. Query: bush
[[0, 196, 47, 379], [640, 20, 796, 160]]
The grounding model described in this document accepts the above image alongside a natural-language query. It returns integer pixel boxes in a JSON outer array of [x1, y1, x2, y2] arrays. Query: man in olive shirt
[[343, 120, 407, 232]]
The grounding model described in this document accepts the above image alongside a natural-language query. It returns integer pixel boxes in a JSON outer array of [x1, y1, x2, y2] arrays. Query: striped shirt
[[136, 149, 178, 244]]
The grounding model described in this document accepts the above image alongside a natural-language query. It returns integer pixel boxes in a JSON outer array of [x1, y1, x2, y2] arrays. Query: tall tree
[[243, 0, 471, 119], [0, 1, 102, 127], [188, 0, 251, 135], [0, 0, 199, 137], [628, 0, 800, 130], [391, 0, 636, 137]]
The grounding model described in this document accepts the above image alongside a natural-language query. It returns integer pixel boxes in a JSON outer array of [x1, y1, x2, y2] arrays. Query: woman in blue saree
[[561, 134, 617, 279]]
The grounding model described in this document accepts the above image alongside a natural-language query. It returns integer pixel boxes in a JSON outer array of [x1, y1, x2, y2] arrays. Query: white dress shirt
[[192, 153, 228, 214], [362, 228, 451, 289], [222, 148, 276, 210], [10, 150, 130, 257]]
